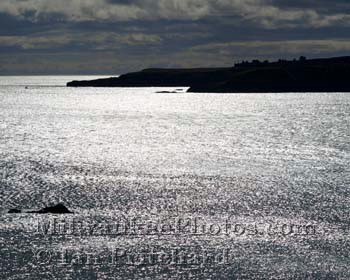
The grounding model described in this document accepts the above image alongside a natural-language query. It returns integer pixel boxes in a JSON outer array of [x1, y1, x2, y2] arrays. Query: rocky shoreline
[[67, 56, 350, 93]]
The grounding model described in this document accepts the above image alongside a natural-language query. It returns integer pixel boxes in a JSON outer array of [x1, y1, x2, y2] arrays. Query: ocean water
[[0, 76, 350, 279]]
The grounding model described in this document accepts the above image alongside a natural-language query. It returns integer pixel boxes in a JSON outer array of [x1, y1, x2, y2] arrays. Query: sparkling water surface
[[0, 76, 350, 279]]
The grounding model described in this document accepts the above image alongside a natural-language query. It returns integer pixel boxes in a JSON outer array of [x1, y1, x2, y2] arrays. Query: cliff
[[67, 67, 233, 87], [67, 56, 350, 93]]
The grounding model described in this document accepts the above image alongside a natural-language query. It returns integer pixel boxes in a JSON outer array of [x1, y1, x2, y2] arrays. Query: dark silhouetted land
[[8, 204, 73, 214], [67, 56, 350, 92]]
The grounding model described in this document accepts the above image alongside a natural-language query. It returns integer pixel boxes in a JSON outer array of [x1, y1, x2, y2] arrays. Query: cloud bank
[[1, 1, 350, 74], [1, 0, 350, 28]]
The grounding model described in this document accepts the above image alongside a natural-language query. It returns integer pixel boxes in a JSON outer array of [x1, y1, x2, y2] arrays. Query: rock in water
[[28, 203, 73, 214], [8, 209, 22, 213]]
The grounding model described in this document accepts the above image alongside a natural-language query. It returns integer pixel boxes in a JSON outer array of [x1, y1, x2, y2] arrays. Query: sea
[[0, 76, 350, 279]]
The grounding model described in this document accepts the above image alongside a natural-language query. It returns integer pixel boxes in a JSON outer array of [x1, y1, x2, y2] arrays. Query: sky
[[1, 0, 350, 75]]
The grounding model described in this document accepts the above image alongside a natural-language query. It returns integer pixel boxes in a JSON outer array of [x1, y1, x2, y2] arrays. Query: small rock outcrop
[[8, 204, 73, 214], [8, 209, 22, 213], [28, 203, 73, 214]]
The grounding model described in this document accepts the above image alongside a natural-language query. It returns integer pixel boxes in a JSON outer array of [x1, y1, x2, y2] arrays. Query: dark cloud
[[271, 0, 350, 12], [1, 0, 350, 74], [1, 0, 349, 26]]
